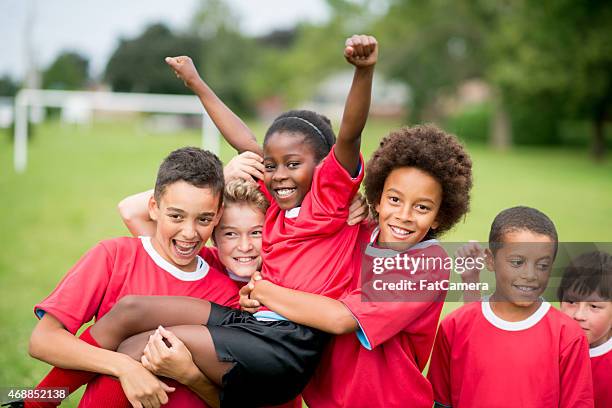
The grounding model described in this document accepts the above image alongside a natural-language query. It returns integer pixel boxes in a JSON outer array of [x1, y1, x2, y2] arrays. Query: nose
[[521, 263, 538, 281], [396, 204, 415, 223], [573, 303, 588, 321], [237, 234, 253, 252], [181, 222, 198, 240], [272, 165, 288, 182]]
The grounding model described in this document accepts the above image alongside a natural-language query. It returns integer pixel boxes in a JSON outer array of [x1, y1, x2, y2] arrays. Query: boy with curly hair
[[240, 124, 473, 407]]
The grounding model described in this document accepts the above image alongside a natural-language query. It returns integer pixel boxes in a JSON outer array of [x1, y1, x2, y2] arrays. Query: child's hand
[[239, 272, 263, 313], [165, 56, 202, 90], [344, 35, 378, 68], [117, 358, 175, 408], [224, 151, 264, 183], [455, 240, 485, 283], [347, 192, 369, 226], [141, 326, 200, 386]]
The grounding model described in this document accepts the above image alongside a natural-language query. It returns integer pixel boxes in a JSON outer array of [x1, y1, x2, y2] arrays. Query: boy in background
[[428, 206, 593, 407], [559, 250, 612, 408]]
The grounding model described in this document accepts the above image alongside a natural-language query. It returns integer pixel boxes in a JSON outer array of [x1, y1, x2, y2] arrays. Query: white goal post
[[13, 89, 221, 173]]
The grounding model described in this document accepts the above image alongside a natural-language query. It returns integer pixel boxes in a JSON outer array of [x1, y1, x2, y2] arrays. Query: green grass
[[0, 118, 611, 405]]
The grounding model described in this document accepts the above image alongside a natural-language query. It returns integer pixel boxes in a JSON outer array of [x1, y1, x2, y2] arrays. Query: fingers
[[158, 325, 182, 348], [238, 151, 263, 162], [252, 271, 263, 281], [345, 35, 377, 59]]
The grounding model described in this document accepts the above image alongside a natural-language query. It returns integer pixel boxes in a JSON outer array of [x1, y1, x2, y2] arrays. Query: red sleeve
[[309, 145, 364, 216], [559, 333, 594, 408], [34, 242, 114, 334], [341, 292, 444, 351], [256, 179, 273, 204], [427, 323, 453, 407]]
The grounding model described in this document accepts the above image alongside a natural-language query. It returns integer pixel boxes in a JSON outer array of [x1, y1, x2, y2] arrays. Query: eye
[[224, 231, 238, 238], [251, 230, 263, 237], [415, 204, 430, 213], [168, 213, 182, 221], [536, 262, 550, 271], [388, 196, 400, 204], [590, 303, 603, 310], [198, 217, 213, 225], [264, 163, 276, 171], [509, 258, 523, 267], [287, 161, 300, 169]]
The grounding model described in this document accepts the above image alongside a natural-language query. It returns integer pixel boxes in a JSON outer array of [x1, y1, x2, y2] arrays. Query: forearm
[[335, 66, 374, 173], [117, 189, 155, 237], [190, 79, 262, 155], [252, 281, 358, 335], [29, 319, 134, 377], [184, 370, 220, 408]]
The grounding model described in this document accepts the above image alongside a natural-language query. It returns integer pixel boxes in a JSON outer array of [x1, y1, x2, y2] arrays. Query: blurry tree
[[105, 23, 201, 94], [189, 0, 258, 115], [0, 76, 19, 96], [42, 51, 89, 90], [488, 0, 612, 159]]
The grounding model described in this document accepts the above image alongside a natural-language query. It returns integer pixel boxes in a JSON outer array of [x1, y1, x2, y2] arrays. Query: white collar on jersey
[[226, 269, 251, 282], [364, 226, 439, 258], [285, 206, 301, 219], [590, 336, 612, 358], [481, 295, 550, 331], [139, 236, 209, 281]]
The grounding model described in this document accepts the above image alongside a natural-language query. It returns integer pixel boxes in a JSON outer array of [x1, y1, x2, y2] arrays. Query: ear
[[213, 205, 224, 228], [431, 218, 440, 230], [374, 202, 380, 215], [484, 248, 495, 272], [148, 195, 159, 222]]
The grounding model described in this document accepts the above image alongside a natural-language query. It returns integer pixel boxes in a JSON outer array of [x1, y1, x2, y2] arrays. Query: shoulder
[[441, 302, 481, 330], [97, 236, 143, 257], [545, 306, 586, 346]]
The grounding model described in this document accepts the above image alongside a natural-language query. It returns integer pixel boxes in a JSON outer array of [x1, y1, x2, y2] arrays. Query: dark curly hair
[[154, 147, 224, 206], [364, 125, 472, 237], [264, 110, 336, 162]]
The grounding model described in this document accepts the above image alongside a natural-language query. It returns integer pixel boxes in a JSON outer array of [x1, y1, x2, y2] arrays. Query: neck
[[489, 293, 542, 322]]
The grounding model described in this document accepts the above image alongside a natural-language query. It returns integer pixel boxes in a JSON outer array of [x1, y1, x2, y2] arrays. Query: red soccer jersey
[[258, 146, 364, 301], [34, 236, 239, 406], [428, 299, 594, 408], [303, 226, 449, 408], [590, 337, 612, 408]]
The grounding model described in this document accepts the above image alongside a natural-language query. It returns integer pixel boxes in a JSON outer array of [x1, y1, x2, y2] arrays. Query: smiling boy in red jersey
[[428, 207, 593, 408], [27, 148, 238, 408]]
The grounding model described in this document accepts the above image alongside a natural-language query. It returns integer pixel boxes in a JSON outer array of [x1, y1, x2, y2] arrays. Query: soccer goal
[[13, 89, 220, 173]]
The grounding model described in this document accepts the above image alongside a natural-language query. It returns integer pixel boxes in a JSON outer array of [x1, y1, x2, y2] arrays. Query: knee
[[112, 295, 148, 327]]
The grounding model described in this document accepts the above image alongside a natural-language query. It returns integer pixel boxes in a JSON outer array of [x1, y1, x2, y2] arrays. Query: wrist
[[110, 354, 139, 378], [251, 280, 271, 303], [182, 364, 204, 386]]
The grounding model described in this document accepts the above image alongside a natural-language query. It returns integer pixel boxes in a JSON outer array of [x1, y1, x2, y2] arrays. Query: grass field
[[1, 118, 611, 406]]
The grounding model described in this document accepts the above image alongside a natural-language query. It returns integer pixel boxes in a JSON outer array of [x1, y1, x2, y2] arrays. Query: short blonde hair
[[223, 179, 269, 214]]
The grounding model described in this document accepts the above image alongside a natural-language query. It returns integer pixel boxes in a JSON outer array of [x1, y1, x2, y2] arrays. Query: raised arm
[[334, 35, 378, 175], [165, 56, 262, 155], [118, 189, 156, 237], [240, 276, 358, 335]]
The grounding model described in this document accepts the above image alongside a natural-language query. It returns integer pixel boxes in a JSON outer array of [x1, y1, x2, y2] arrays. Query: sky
[[0, 0, 329, 80]]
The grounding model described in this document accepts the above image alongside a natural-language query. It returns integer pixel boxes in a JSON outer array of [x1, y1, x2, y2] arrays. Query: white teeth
[[174, 240, 198, 256], [390, 226, 410, 236], [515, 286, 537, 292], [235, 257, 256, 263], [276, 188, 295, 197]]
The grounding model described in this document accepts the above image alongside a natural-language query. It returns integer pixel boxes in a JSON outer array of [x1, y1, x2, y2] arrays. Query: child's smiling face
[[213, 203, 264, 278], [561, 295, 612, 347], [149, 181, 221, 272], [487, 230, 555, 315], [374, 167, 442, 250], [263, 131, 318, 210]]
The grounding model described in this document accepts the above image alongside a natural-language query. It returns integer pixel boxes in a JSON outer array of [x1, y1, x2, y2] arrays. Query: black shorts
[[207, 303, 330, 407]]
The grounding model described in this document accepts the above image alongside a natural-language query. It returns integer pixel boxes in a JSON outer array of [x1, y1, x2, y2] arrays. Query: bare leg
[[90, 295, 213, 350], [117, 325, 232, 386]]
